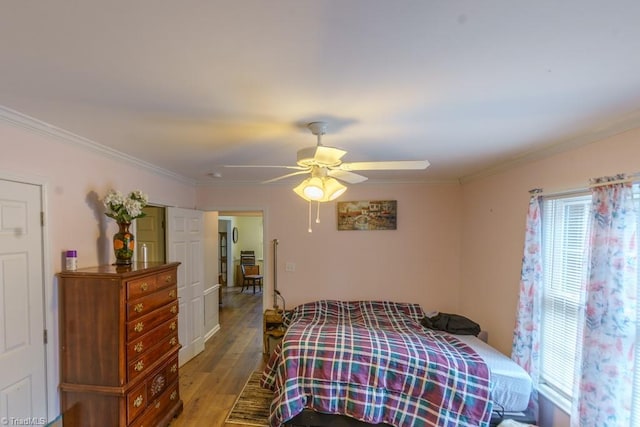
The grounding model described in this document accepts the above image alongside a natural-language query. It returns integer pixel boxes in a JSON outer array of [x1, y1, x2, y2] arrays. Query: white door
[[0, 179, 47, 419], [166, 207, 205, 366]]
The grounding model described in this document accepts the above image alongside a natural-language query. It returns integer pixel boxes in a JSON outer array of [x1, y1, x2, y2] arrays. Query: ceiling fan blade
[[223, 164, 307, 170], [328, 169, 368, 184], [339, 160, 430, 171], [262, 170, 310, 183]]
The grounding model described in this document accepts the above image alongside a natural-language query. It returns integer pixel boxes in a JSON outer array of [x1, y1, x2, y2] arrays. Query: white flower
[[103, 190, 124, 209], [103, 189, 148, 223], [130, 190, 148, 205], [124, 198, 143, 218]]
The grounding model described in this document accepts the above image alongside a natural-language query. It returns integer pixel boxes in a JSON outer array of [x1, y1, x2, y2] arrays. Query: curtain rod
[[531, 172, 640, 198], [589, 172, 640, 188]]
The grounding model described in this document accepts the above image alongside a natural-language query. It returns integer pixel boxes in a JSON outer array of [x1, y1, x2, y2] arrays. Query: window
[[539, 186, 640, 417], [540, 193, 591, 401]]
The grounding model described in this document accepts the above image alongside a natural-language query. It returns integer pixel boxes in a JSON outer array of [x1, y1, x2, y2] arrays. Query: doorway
[[218, 212, 264, 292]]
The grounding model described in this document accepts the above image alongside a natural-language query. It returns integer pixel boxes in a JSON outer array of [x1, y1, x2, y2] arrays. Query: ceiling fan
[[224, 121, 430, 202]]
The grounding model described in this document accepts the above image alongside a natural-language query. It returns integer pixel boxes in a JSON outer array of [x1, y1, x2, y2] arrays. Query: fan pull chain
[[307, 201, 313, 233], [316, 201, 321, 224]]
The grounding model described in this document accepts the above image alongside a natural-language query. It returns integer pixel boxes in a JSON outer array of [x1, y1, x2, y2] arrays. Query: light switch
[[285, 262, 296, 272]]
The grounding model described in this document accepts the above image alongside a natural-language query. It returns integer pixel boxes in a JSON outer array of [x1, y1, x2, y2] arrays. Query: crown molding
[[0, 105, 196, 186]]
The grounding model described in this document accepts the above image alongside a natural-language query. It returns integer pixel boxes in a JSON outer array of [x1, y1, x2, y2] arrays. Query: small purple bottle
[[65, 250, 77, 271]]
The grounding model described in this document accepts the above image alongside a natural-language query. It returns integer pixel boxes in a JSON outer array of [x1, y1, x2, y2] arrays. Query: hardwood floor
[[169, 286, 266, 427]]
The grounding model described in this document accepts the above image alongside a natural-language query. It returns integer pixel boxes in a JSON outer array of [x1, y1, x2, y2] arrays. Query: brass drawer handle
[[155, 401, 161, 409], [140, 282, 149, 292], [171, 364, 177, 373], [134, 322, 144, 333], [164, 275, 172, 283], [170, 306, 177, 314], [134, 342, 143, 353], [169, 289, 176, 298], [134, 361, 144, 372], [134, 303, 144, 313], [169, 321, 176, 331], [170, 391, 177, 400], [134, 395, 144, 408], [170, 337, 177, 346]]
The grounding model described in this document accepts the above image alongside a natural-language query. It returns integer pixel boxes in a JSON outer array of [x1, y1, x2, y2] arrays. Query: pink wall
[[460, 129, 640, 426], [460, 128, 640, 355], [197, 182, 464, 313]]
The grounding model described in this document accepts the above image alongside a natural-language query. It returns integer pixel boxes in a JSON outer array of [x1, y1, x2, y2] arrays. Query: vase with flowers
[[103, 189, 148, 265]]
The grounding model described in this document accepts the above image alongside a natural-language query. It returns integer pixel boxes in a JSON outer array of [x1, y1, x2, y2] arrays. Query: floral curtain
[[571, 175, 638, 427], [512, 189, 543, 386]]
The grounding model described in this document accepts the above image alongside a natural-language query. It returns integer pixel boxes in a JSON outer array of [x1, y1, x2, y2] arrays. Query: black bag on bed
[[421, 312, 481, 336]]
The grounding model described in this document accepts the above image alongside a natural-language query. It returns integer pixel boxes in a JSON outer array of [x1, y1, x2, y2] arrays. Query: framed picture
[[337, 200, 397, 231]]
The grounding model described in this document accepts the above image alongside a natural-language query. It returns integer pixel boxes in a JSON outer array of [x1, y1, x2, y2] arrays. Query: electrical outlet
[[285, 262, 296, 272]]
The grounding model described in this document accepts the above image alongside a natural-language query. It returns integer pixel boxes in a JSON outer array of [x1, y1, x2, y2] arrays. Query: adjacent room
[[1, 2, 640, 426]]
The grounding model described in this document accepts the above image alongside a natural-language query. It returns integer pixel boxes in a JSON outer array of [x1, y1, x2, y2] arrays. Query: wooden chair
[[241, 264, 263, 294]]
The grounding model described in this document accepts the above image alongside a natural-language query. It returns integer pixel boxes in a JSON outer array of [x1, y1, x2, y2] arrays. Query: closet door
[[166, 207, 205, 366], [0, 179, 47, 420]]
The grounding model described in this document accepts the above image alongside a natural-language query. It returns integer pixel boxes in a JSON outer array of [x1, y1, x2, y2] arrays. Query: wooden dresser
[[58, 262, 183, 427]]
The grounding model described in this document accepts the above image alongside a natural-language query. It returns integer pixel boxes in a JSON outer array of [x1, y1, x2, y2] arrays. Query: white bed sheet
[[452, 334, 533, 412]]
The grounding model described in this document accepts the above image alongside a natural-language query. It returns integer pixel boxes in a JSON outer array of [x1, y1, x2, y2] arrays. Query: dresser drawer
[[127, 300, 178, 341], [126, 275, 157, 300], [127, 317, 178, 359], [126, 270, 176, 300], [147, 352, 180, 400], [127, 381, 147, 424], [128, 333, 180, 381], [130, 381, 180, 427], [153, 381, 180, 421], [127, 286, 177, 320]]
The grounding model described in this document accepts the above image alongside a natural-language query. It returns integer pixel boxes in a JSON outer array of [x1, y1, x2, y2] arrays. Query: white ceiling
[[2, 1, 640, 185]]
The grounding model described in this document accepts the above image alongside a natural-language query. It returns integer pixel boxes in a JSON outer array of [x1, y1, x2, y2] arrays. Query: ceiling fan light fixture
[[293, 177, 324, 201], [323, 177, 347, 201], [304, 180, 325, 200], [293, 175, 346, 202]]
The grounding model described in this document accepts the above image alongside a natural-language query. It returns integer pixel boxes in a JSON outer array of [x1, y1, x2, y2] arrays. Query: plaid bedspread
[[261, 300, 493, 427]]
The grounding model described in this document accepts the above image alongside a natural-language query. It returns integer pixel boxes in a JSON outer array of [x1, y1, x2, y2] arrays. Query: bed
[[278, 335, 536, 427], [451, 334, 532, 417], [261, 300, 522, 427]]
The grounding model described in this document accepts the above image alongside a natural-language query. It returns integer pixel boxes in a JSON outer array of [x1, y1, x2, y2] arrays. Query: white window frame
[[539, 193, 591, 412], [538, 185, 640, 419]]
